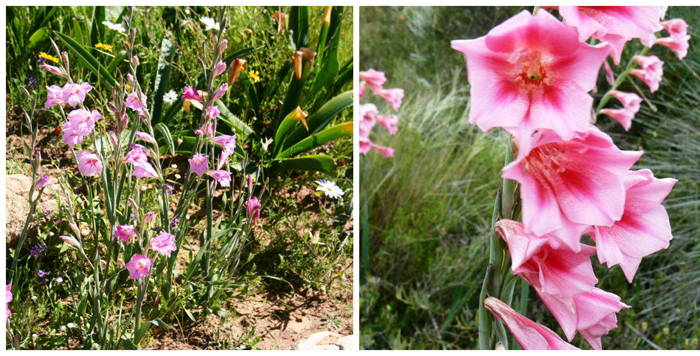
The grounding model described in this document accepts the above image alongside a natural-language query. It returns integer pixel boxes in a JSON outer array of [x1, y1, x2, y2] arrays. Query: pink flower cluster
[[247, 196, 261, 225], [5, 285, 12, 321], [359, 69, 403, 157], [453, 7, 681, 350], [44, 82, 93, 109], [122, 143, 158, 179]]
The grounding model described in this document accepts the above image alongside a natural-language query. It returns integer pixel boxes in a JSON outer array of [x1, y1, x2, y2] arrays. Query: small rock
[[333, 335, 357, 350], [6, 174, 61, 244], [293, 331, 340, 350]]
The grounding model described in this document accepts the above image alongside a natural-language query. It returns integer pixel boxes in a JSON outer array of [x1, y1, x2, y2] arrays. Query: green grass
[[360, 6, 700, 350]]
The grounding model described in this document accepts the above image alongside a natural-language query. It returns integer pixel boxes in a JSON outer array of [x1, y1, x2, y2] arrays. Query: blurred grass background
[[360, 6, 700, 350]]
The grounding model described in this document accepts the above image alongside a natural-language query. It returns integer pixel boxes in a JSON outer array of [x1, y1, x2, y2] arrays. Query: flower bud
[[294, 51, 303, 80], [218, 39, 228, 55], [213, 61, 227, 77], [211, 83, 228, 102], [127, 73, 134, 86], [61, 52, 70, 67], [59, 235, 80, 248], [144, 211, 156, 223], [40, 64, 66, 78], [228, 59, 247, 86], [69, 222, 81, 237], [247, 173, 253, 193], [132, 55, 140, 66]]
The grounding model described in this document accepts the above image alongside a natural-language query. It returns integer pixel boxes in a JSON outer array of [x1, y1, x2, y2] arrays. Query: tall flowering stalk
[[452, 6, 685, 350], [10, 6, 266, 349]]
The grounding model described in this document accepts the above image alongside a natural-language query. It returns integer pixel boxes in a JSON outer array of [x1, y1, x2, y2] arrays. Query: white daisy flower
[[56, 277, 64, 283], [315, 179, 344, 199], [200, 17, 220, 31], [102, 21, 126, 34], [67, 323, 75, 329], [31, 295, 37, 301], [60, 325, 67, 332], [163, 90, 177, 104]]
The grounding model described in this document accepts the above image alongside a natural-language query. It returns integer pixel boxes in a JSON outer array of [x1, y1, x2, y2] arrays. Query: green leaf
[[274, 108, 304, 151], [150, 318, 173, 330], [154, 123, 175, 155], [133, 322, 151, 346], [281, 90, 352, 153], [90, 6, 106, 52], [277, 121, 352, 159], [121, 339, 138, 350], [289, 6, 309, 50], [278, 154, 336, 174], [54, 31, 118, 89], [214, 100, 254, 138], [27, 28, 49, 49], [150, 37, 175, 124]]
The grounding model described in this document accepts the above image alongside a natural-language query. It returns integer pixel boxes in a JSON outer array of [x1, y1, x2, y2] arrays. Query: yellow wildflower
[[95, 43, 114, 52], [248, 70, 261, 83], [39, 52, 60, 63]]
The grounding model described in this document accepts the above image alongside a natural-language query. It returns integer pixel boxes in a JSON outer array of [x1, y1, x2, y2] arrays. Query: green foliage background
[[360, 6, 700, 350]]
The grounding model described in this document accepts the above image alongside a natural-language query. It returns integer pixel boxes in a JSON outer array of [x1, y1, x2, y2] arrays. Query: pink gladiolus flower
[[358, 103, 395, 157], [601, 90, 641, 130], [533, 287, 629, 350], [206, 170, 232, 188], [502, 126, 643, 250], [600, 109, 635, 131], [125, 253, 153, 280], [194, 122, 214, 136], [631, 55, 664, 93], [495, 219, 598, 297], [45, 85, 65, 109], [611, 90, 642, 113], [207, 106, 220, 119], [374, 88, 404, 112], [359, 69, 386, 92], [359, 82, 366, 100], [150, 231, 176, 257], [125, 92, 147, 112], [484, 297, 578, 350], [35, 175, 51, 189], [558, 6, 663, 64], [661, 18, 688, 38], [376, 114, 399, 135], [66, 109, 102, 136], [144, 211, 156, 223], [213, 61, 227, 77], [211, 135, 237, 154], [181, 86, 203, 102], [188, 154, 209, 177], [589, 169, 676, 282], [655, 35, 690, 60], [59, 235, 80, 248], [62, 82, 93, 107], [211, 83, 228, 102], [135, 131, 155, 143], [6, 285, 12, 320], [122, 144, 150, 164], [113, 225, 137, 243], [76, 150, 103, 177], [451, 10, 610, 146], [132, 161, 158, 179], [41, 64, 65, 77], [247, 196, 261, 225]]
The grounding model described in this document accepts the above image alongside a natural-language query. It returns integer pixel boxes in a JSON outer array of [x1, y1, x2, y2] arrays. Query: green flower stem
[[479, 136, 517, 350]]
